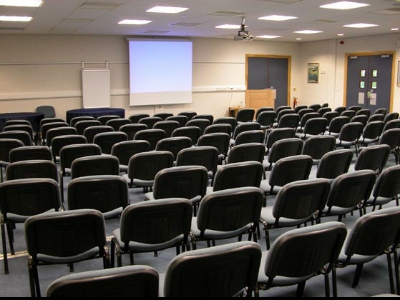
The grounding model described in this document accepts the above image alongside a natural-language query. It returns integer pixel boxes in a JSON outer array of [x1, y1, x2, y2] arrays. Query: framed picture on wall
[[308, 63, 319, 83]]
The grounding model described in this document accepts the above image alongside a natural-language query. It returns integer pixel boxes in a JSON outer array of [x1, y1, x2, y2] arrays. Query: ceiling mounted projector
[[234, 17, 253, 41]]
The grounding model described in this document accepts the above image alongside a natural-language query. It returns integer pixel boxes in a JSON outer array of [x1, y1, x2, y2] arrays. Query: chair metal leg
[[324, 273, 331, 297], [1, 223, 9, 274], [28, 257, 36, 297], [352, 264, 364, 288], [332, 267, 338, 298], [393, 250, 400, 295], [296, 282, 306, 297], [387, 253, 395, 294]]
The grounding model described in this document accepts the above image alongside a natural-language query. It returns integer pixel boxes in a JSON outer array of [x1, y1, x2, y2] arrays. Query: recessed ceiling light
[[344, 23, 379, 28], [259, 15, 297, 21], [0, 16, 32, 22], [294, 30, 323, 34], [257, 35, 281, 39], [0, 0, 42, 7], [320, 1, 370, 10], [118, 20, 152, 25], [296, 38, 302, 41], [391, 28, 399, 31], [216, 24, 241, 29], [338, 33, 345, 36], [147, 6, 188, 14]]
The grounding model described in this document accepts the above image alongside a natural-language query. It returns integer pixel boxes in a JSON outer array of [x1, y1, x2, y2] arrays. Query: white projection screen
[[129, 38, 193, 106]]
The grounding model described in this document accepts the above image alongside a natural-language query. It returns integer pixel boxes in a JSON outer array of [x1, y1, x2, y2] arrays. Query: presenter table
[[0, 112, 44, 132], [66, 108, 125, 124]]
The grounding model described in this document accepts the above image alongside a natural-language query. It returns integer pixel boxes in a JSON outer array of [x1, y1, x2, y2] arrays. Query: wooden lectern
[[245, 89, 276, 111]]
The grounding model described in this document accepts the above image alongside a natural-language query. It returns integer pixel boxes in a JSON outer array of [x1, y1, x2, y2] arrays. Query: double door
[[346, 54, 394, 112]]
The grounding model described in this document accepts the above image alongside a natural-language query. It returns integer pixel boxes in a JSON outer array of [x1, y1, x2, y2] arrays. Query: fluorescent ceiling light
[[0, 16, 32, 22], [344, 23, 378, 28], [118, 20, 152, 25], [147, 6, 188, 14], [320, 1, 370, 10], [294, 30, 323, 34], [0, 0, 42, 7], [391, 28, 399, 31], [259, 15, 297, 21], [257, 35, 281, 39], [338, 33, 345, 36], [216, 24, 241, 29]]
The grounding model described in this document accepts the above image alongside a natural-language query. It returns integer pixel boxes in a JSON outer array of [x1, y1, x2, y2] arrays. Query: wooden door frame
[[245, 54, 292, 106], [343, 51, 396, 112]]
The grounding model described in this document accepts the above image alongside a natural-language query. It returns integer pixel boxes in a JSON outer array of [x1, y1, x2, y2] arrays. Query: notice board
[[82, 68, 111, 108]]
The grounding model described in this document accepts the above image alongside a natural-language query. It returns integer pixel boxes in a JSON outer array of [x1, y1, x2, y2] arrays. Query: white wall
[[0, 33, 399, 120]]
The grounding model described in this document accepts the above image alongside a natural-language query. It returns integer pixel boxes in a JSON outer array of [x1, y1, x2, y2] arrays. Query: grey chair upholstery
[[384, 112, 400, 124], [335, 122, 364, 156], [51, 135, 87, 163], [97, 115, 120, 125], [276, 109, 295, 124], [134, 129, 166, 150], [5, 120, 32, 127], [0, 138, 24, 182], [177, 111, 197, 121], [378, 129, 400, 164], [111, 198, 193, 267], [186, 119, 211, 135], [265, 128, 296, 155], [0, 130, 32, 146], [154, 120, 180, 138], [204, 123, 232, 136], [154, 113, 174, 120], [198, 133, 231, 164], [323, 111, 340, 127], [336, 207, 400, 294], [351, 115, 368, 127], [318, 107, 332, 116], [106, 118, 132, 131], [358, 121, 385, 146], [374, 108, 387, 116], [39, 118, 65, 130], [71, 155, 120, 179], [309, 104, 322, 112], [296, 118, 328, 140], [0, 178, 62, 274], [166, 115, 188, 127], [234, 130, 265, 146], [155, 137, 193, 161], [83, 125, 114, 143], [256, 107, 274, 119], [260, 179, 331, 249], [111, 140, 151, 173], [365, 165, 400, 211], [193, 114, 214, 124], [341, 110, 356, 119], [3, 124, 34, 141], [191, 187, 264, 246], [68, 175, 129, 219], [302, 135, 336, 165], [227, 143, 266, 171], [120, 123, 148, 140], [46, 265, 159, 297], [138, 117, 163, 129], [171, 126, 201, 145], [36, 105, 56, 118], [294, 105, 308, 114], [368, 114, 385, 123], [297, 112, 320, 133], [325, 116, 350, 137], [25, 209, 109, 297], [316, 149, 353, 183], [122, 151, 174, 191], [354, 144, 390, 174], [6, 160, 58, 182], [256, 111, 276, 131], [349, 106, 362, 112], [356, 108, 371, 118], [164, 241, 262, 297], [145, 166, 209, 215], [46, 126, 78, 146], [40, 122, 69, 145], [74, 120, 102, 135], [265, 138, 304, 171], [298, 108, 314, 119], [321, 170, 377, 221], [236, 108, 255, 123], [232, 122, 262, 142], [213, 117, 237, 134], [276, 113, 300, 129], [9, 146, 52, 163], [69, 116, 95, 128], [276, 106, 292, 115], [256, 222, 347, 297], [128, 113, 150, 124], [334, 106, 347, 115], [93, 131, 128, 155]]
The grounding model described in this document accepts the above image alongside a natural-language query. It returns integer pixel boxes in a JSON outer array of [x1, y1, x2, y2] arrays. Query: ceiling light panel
[[216, 24, 241, 29], [146, 6, 188, 14], [0, 16, 32, 21], [0, 0, 42, 7], [344, 23, 379, 28], [320, 1, 370, 10], [259, 15, 298, 21], [257, 35, 281, 39], [118, 20, 152, 25], [294, 30, 323, 34]]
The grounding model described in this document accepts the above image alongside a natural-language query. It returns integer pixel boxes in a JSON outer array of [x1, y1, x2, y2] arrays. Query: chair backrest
[[232, 122, 261, 139], [119, 198, 193, 248], [155, 137, 192, 160], [0, 131, 32, 146], [276, 106, 292, 114], [176, 146, 219, 173], [268, 138, 304, 165], [128, 114, 150, 124], [6, 160, 58, 182], [327, 116, 350, 134], [374, 108, 387, 116], [204, 124, 232, 136], [0, 178, 62, 220], [361, 121, 384, 140], [298, 108, 314, 119], [379, 128, 400, 150], [272, 179, 331, 222], [276, 109, 295, 122], [193, 114, 214, 124], [338, 122, 364, 142], [256, 111, 276, 128], [197, 133, 230, 157], [127, 151, 174, 181], [384, 112, 399, 124], [40, 118, 65, 129], [309, 104, 322, 112], [59, 144, 102, 171], [302, 117, 328, 136], [277, 114, 300, 129], [264, 222, 347, 283], [171, 126, 201, 145], [294, 105, 308, 114], [166, 115, 188, 127], [5, 120, 31, 127], [9, 146, 52, 163], [234, 130, 264, 146], [68, 175, 129, 219], [153, 166, 209, 200], [256, 107, 274, 119], [177, 111, 197, 121], [93, 132, 128, 154], [83, 125, 114, 143], [46, 127, 78, 146], [348, 106, 362, 112], [354, 144, 390, 174], [213, 117, 237, 133], [236, 109, 255, 123], [154, 113, 174, 121], [186, 119, 211, 135], [341, 110, 356, 119], [36, 106, 56, 118], [41, 122, 69, 142], [97, 115, 120, 125], [318, 107, 332, 116], [265, 128, 296, 150], [316, 149, 354, 180], [351, 115, 368, 127], [0, 138, 24, 163], [213, 161, 264, 192], [383, 119, 400, 132], [164, 241, 262, 297], [334, 106, 347, 115], [299, 112, 320, 129], [356, 109, 371, 118], [111, 140, 151, 166], [323, 111, 340, 126], [302, 135, 336, 161], [51, 135, 88, 162], [46, 265, 159, 297], [134, 129, 167, 150], [3, 125, 33, 139], [372, 165, 400, 200], [326, 170, 376, 211], [70, 116, 95, 127], [368, 114, 385, 123], [197, 187, 264, 235], [227, 143, 265, 164], [71, 155, 120, 179], [154, 121, 180, 138], [138, 117, 163, 129], [120, 124, 148, 140], [268, 155, 313, 189], [75, 120, 102, 135], [106, 118, 132, 131], [343, 207, 400, 258]]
